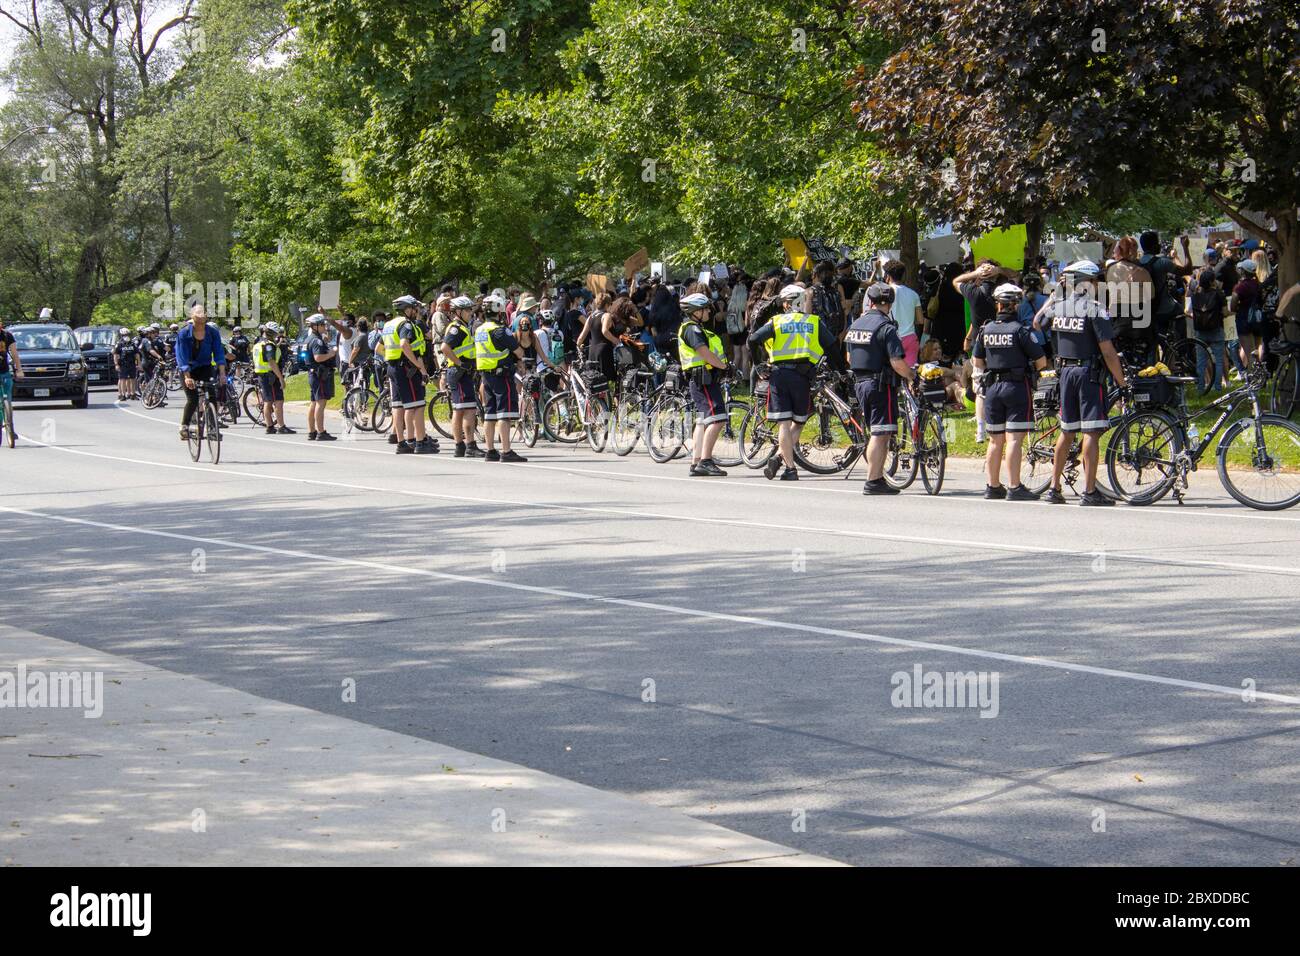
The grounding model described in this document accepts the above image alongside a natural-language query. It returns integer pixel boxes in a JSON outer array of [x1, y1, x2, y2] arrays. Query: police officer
[[1044, 260, 1129, 506], [303, 314, 339, 441], [255, 321, 293, 434], [113, 326, 138, 401], [475, 301, 528, 462], [383, 295, 438, 454], [678, 292, 731, 477], [138, 325, 166, 404], [747, 283, 838, 481], [972, 283, 1048, 500], [228, 323, 251, 366], [846, 283, 915, 495], [440, 295, 483, 458]]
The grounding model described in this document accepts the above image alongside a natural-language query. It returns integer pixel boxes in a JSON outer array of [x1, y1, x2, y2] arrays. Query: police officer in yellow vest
[[746, 283, 838, 481], [475, 301, 528, 463], [440, 295, 484, 458], [384, 295, 438, 455], [677, 292, 732, 477], [254, 321, 293, 435]]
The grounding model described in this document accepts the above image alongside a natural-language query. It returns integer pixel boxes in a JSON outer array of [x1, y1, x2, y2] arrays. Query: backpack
[[726, 283, 748, 335], [1105, 260, 1155, 335], [1191, 290, 1222, 333], [547, 328, 565, 366]]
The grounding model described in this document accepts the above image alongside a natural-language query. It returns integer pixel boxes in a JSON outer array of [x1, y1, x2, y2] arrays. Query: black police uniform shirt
[[973, 318, 1044, 374], [229, 332, 251, 363], [307, 332, 331, 375], [1048, 291, 1115, 361], [114, 337, 138, 368], [0, 329, 14, 374], [845, 309, 905, 373]]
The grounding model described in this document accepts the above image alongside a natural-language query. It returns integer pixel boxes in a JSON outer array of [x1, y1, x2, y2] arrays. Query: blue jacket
[[174, 322, 227, 373]]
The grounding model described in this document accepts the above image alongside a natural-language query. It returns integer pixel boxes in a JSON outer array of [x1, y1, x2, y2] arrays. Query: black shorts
[[259, 373, 284, 402], [1059, 364, 1108, 433], [117, 360, 137, 378], [766, 363, 812, 423], [688, 377, 728, 424], [983, 378, 1034, 433], [309, 369, 335, 402], [447, 367, 478, 410], [854, 375, 900, 435], [389, 362, 425, 409], [481, 370, 519, 420]]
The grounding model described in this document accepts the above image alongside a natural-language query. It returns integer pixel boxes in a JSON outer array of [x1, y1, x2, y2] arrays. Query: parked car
[[10, 324, 89, 407], [73, 325, 120, 387]]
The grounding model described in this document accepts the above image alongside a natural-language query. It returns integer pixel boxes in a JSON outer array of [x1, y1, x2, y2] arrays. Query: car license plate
[[88, 373, 101, 381], [34, 388, 50, 397]]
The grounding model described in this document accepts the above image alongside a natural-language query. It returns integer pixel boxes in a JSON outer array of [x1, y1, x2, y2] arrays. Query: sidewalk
[[0, 625, 836, 866]]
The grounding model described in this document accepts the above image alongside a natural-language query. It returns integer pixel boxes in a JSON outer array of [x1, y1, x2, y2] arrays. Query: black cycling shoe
[[465, 443, 485, 458], [1043, 487, 1067, 504], [763, 457, 782, 480], [484, 449, 501, 462], [316, 432, 338, 442], [1006, 485, 1040, 502], [863, 478, 900, 495], [695, 459, 727, 477], [307, 431, 318, 441], [1080, 490, 1115, 507], [455, 442, 467, 458], [387, 433, 399, 445], [779, 468, 799, 481], [277, 426, 296, 435], [501, 450, 527, 463], [414, 438, 438, 454], [265, 426, 276, 435], [984, 484, 1007, 500], [395, 441, 414, 455]]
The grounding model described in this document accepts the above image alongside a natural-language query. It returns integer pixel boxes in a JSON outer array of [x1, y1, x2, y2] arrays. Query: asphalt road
[[3, 389, 1299, 866]]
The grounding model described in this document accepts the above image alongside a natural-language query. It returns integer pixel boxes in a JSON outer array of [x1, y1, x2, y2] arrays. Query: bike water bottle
[[1187, 423, 1199, 445]]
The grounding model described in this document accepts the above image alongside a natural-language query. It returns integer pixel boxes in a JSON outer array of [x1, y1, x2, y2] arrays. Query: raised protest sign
[[972, 224, 1028, 270]]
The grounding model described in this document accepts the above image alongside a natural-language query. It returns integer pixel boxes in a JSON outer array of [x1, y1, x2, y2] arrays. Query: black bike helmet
[[866, 283, 895, 305]]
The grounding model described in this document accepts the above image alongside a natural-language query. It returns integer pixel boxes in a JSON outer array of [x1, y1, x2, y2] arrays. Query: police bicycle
[[185, 377, 224, 464], [543, 360, 611, 451], [1106, 361, 1300, 510], [1267, 338, 1300, 420], [881, 376, 948, 495], [644, 362, 747, 467], [341, 362, 380, 433], [1023, 368, 1124, 500], [610, 357, 665, 456], [791, 366, 866, 475], [140, 360, 172, 409], [737, 364, 779, 468]]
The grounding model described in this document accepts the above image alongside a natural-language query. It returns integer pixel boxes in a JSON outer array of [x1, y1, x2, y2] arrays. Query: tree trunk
[[1273, 209, 1299, 292], [68, 241, 101, 328], [1024, 212, 1045, 273], [899, 209, 920, 286]]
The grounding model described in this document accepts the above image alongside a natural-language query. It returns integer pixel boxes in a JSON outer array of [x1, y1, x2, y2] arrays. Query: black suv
[[73, 325, 120, 387], [10, 324, 89, 407]]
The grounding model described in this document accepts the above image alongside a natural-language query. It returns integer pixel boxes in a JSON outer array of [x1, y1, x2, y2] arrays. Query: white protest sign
[[319, 280, 341, 310]]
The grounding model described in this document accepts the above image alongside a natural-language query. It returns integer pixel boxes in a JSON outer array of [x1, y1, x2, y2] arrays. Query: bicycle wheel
[[205, 402, 221, 464], [610, 392, 643, 456], [517, 393, 541, 447], [884, 400, 918, 489], [1216, 414, 1300, 510], [1105, 410, 1181, 504], [426, 389, 455, 439], [585, 393, 610, 452], [795, 393, 853, 475], [242, 385, 265, 425], [646, 396, 688, 463], [350, 387, 378, 432], [542, 391, 584, 444], [738, 402, 777, 468], [1170, 337, 1214, 396], [371, 393, 392, 434], [142, 375, 166, 409], [1022, 411, 1059, 494], [188, 407, 203, 462], [918, 411, 946, 495], [711, 400, 749, 469], [3, 397, 14, 448], [1269, 354, 1300, 420]]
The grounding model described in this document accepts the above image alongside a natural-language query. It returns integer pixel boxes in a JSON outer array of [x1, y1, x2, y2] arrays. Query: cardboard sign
[[920, 234, 963, 265], [623, 246, 649, 281], [878, 249, 902, 265], [1172, 237, 1209, 266], [803, 236, 838, 264], [971, 224, 1028, 270], [585, 273, 611, 295], [319, 280, 341, 310], [782, 238, 810, 271], [712, 262, 729, 280], [1050, 241, 1104, 265]]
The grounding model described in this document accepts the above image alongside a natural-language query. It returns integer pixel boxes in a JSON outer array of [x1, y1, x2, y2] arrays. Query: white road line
[[113, 403, 1300, 526], [3, 502, 1296, 707], [17, 429, 1300, 579]]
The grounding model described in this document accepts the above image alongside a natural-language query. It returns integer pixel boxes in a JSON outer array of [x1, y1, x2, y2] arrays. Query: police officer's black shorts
[[688, 377, 728, 424], [766, 363, 811, 423], [258, 372, 283, 403], [481, 370, 519, 420], [1059, 364, 1108, 433], [448, 367, 478, 410], [389, 362, 425, 409], [983, 378, 1034, 433], [309, 368, 335, 402], [854, 375, 900, 435], [117, 360, 137, 378]]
